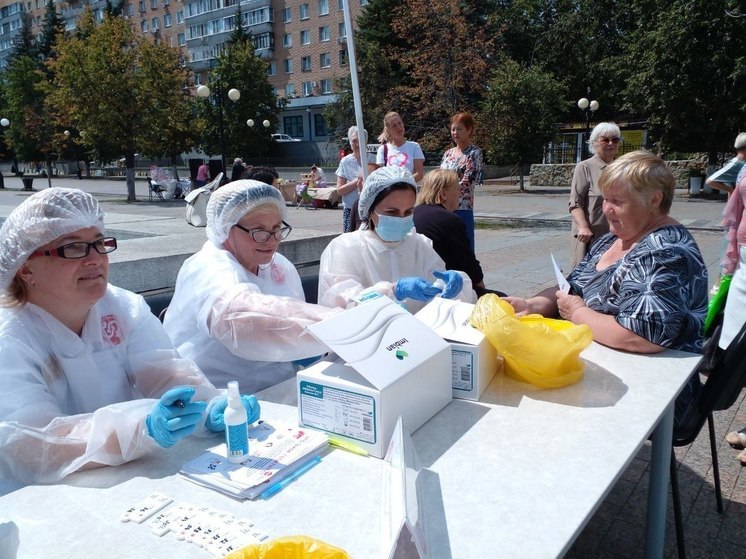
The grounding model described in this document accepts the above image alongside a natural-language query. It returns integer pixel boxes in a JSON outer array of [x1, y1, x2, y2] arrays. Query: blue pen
[[259, 456, 322, 500]]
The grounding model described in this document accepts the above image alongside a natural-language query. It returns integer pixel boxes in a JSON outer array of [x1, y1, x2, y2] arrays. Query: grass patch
[[476, 219, 536, 230]]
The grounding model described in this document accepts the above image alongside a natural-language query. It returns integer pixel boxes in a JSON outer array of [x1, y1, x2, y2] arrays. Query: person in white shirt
[[0, 188, 254, 485], [374, 111, 425, 182]]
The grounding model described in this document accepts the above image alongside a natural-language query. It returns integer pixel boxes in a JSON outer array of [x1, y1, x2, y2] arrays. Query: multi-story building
[[0, 0, 369, 142]]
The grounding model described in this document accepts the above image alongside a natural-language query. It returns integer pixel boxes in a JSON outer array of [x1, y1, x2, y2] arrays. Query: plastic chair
[[669, 321, 746, 559]]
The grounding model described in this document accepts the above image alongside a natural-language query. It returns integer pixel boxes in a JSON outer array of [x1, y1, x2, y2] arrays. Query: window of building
[[150, 0, 157, 9], [360, 0, 368, 5], [285, 83, 296, 97], [284, 58, 293, 73], [282, 7, 291, 22], [301, 56, 312, 71], [283, 33, 292, 47], [284, 115, 303, 137], [300, 29, 310, 45], [339, 49, 347, 66], [253, 33, 273, 50], [319, 26, 329, 42], [319, 52, 330, 68], [302, 81, 315, 96], [178, 32, 185, 45], [177, 10, 183, 23], [141, 20, 148, 32], [318, 0, 328, 16], [338, 22, 345, 38], [152, 17, 159, 30], [127, 4, 133, 15], [338, 0, 343, 10], [268, 61, 276, 76], [138, 0, 145, 12], [300, 3, 309, 19], [320, 78, 332, 94], [164, 13, 171, 27], [163, 0, 169, 5], [314, 113, 328, 136]]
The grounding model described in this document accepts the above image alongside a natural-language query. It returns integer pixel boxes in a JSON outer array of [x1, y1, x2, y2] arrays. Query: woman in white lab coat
[[318, 166, 474, 313], [0, 188, 248, 485], [163, 180, 339, 392]]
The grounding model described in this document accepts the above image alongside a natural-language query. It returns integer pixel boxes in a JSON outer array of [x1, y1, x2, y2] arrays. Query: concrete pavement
[[0, 174, 743, 557]]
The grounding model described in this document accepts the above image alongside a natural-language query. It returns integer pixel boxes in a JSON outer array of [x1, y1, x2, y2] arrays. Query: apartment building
[[0, 0, 369, 141]]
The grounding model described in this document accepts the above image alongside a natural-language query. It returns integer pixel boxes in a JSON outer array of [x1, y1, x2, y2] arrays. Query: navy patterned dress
[[566, 224, 708, 426]]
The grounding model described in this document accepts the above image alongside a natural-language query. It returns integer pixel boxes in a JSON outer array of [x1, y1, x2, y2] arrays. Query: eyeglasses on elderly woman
[[31, 237, 118, 259], [233, 221, 293, 243], [598, 136, 621, 144]]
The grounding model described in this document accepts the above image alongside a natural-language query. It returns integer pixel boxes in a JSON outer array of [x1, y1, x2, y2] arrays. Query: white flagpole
[[341, 0, 368, 181]]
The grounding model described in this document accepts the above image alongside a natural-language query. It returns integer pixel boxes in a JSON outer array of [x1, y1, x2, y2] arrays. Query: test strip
[[120, 493, 174, 523]]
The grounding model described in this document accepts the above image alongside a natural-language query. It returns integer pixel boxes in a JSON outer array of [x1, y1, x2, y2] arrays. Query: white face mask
[[374, 213, 414, 242]]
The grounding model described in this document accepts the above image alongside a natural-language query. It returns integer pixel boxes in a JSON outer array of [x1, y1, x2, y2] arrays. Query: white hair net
[[358, 166, 417, 220], [206, 180, 287, 245], [0, 188, 104, 292]]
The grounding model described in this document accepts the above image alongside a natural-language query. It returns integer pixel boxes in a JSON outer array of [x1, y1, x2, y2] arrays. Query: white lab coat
[[0, 285, 219, 484], [318, 229, 475, 313], [163, 241, 338, 392]]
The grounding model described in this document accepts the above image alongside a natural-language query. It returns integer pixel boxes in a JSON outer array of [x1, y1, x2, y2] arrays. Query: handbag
[[185, 172, 222, 227]]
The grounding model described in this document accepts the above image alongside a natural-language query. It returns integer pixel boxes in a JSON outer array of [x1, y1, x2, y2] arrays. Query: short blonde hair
[[598, 150, 675, 214], [417, 169, 459, 206], [0, 276, 29, 308]]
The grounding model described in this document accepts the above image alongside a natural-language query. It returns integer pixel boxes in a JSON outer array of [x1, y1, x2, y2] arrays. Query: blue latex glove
[[205, 394, 261, 432], [395, 277, 441, 302], [146, 386, 207, 448], [433, 270, 464, 299]]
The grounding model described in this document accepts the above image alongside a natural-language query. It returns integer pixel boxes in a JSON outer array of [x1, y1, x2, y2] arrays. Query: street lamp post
[[197, 84, 240, 178], [577, 89, 599, 160], [0, 118, 8, 190]]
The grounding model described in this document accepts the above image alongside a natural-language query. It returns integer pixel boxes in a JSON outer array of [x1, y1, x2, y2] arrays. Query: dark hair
[[366, 182, 417, 230], [245, 166, 279, 186]]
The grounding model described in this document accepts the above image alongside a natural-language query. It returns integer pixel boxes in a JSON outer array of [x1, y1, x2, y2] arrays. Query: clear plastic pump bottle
[[225, 381, 249, 463]]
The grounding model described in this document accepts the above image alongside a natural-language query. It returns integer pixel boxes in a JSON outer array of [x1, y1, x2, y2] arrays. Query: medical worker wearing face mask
[[318, 166, 474, 312], [0, 188, 261, 486], [163, 180, 340, 392]]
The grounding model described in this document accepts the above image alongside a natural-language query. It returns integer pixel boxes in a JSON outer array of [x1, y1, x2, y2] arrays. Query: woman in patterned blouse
[[440, 112, 484, 251], [505, 150, 708, 423], [507, 150, 707, 352]]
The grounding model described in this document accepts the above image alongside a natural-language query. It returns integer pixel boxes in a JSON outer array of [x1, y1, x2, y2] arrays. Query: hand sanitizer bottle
[[225, 381, 249, 464]]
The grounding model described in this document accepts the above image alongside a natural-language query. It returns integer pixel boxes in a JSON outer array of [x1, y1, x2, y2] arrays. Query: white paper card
[[552, 253, 571, 293]]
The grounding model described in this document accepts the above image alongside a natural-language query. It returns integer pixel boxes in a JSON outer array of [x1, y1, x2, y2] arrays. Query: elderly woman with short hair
[[569, 122, 622, 267], [507, 151, 708, 425]]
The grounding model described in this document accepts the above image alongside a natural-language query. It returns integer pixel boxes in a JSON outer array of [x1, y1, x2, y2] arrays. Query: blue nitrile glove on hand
[[205, 394, 261, 432], [146, 386, 207, 448], [433, 270, 464, 299], [395, 277, 441, 302]]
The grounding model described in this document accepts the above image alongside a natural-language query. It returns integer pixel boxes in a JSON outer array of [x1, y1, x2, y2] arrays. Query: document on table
[[180, 421, 328, 500], [551, 253, 571, 294]]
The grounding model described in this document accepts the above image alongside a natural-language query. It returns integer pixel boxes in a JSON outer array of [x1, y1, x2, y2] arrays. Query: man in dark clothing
[[231, 158, 246, 182]]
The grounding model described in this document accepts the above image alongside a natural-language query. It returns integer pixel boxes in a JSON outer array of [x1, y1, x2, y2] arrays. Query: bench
[[141, 274, 320, 321]]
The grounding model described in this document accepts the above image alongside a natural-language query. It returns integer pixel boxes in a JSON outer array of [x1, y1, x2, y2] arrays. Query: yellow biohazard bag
[[470, 295, 593, 389], [226, 536, 350, 559]]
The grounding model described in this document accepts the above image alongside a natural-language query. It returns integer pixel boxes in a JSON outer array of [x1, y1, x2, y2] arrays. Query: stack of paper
[[180, 421, 328, 500]]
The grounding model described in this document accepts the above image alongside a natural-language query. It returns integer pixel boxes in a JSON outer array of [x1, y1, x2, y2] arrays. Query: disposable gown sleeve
[[0, 300, 221, 485], [206, 282, 342, 362]]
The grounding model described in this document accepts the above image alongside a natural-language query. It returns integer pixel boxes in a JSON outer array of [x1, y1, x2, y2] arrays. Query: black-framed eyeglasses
[[598, 136, 621, 144], [32, 237, 118, 259], [233, 221, 292, 243]]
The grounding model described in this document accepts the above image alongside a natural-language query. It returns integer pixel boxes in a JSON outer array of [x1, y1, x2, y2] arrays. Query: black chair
[[670, 321, 746, 558], [147, 177, 166, 201]]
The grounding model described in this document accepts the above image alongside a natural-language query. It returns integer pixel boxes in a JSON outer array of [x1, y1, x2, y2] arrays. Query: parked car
[[271, 133, 301, 142]]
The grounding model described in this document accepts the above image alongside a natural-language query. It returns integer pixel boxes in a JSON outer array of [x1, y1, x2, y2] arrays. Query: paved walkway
[[0, 175, 743, 557]]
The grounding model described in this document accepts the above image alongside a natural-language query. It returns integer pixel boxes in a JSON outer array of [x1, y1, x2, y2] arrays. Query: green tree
[[49, 9, 199, 200], [194, 36, 279, 171], [479, 58, 566, 185], [37, 0, 66, 61], [622, 0, 746, 158]]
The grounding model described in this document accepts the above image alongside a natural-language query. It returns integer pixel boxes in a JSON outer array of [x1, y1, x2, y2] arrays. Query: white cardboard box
[[415, 298, 500, 400], [297, 296, 452, 458]]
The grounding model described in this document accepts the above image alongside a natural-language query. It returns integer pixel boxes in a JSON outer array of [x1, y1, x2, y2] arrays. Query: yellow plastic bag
[[226, 535, 350, 559], [470, 294, 593, 389]]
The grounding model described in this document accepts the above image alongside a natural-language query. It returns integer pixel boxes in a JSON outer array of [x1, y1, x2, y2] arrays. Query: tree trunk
[[125, 151, 136, 201], [45, 159, 53, 189], [170, 155, 180, 181]]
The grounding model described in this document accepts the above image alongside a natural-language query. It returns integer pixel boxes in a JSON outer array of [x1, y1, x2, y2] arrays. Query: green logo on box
[[395, 349, 408, 360]]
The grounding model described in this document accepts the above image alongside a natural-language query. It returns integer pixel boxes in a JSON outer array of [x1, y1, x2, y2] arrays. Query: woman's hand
[[556, 291, 587, 321], [575, 225, 593, 244]]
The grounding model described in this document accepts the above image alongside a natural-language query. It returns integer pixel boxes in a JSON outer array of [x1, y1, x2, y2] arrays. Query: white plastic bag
[[186, 172, 223, 227]]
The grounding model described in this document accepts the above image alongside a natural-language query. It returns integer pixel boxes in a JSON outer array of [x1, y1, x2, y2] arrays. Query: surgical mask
[[374, 213, 413, 242]]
